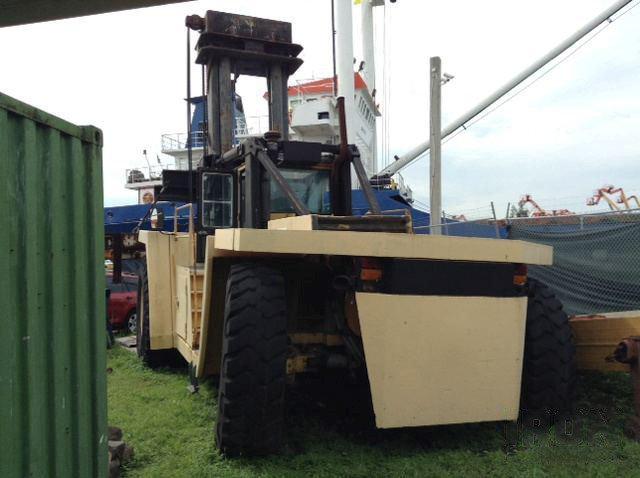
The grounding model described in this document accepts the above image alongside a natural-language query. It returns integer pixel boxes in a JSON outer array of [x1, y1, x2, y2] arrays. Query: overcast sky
[[1, 0, 638, 217]]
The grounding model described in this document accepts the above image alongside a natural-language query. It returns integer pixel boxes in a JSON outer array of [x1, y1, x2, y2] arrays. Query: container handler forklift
[[137, 10, 575, 456]]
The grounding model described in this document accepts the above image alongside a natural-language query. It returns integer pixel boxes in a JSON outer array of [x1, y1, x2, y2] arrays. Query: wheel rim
[[128, 314, 137, 335]]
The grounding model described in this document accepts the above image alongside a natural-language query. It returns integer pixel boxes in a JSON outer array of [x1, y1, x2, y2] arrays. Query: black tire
[[216, 262, 288, 457], [520, 278, 576, 427], [136, 265, 173, 367]]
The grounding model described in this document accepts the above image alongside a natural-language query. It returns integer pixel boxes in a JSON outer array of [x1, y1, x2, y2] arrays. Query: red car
[[106, 273, 138, 334]]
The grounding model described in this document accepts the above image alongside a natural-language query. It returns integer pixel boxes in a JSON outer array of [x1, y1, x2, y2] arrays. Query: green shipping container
[[0, 92, 107, 478]]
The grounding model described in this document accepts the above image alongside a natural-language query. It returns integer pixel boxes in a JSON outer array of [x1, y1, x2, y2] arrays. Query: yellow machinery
[[571, 311, 640, 372], [136, 11, 575, 456]]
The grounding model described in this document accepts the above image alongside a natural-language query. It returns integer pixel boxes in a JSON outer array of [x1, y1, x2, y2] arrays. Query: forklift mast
[[188, 10, 302, 155], [159, 11, 392, 246]]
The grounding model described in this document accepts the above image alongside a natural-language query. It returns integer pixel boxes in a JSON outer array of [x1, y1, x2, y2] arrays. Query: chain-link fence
[[507, 210, 640, 316]]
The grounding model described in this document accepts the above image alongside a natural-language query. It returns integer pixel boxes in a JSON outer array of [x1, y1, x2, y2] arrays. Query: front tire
[[520, 278, 576, 426], [216, 262, 288, 456]]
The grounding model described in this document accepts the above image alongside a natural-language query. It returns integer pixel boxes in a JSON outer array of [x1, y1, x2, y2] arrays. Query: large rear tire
[[521, 278, 576, 426], [216, 262, 288, 456]]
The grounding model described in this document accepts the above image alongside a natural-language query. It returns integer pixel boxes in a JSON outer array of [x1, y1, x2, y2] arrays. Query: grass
[[107, 345, 640, 477]]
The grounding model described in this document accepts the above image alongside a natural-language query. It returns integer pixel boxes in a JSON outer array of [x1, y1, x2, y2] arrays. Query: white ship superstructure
[[287, 73, 379, 179]]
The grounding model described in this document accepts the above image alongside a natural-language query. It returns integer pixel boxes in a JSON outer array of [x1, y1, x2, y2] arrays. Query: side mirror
[[150, 208, 165, 230]]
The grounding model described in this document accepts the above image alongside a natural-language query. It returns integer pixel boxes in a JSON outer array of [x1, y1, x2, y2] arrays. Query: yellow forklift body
[[139, 225, 552, 428], [356, 293, 527, 427], [222, 225, 553, 264]]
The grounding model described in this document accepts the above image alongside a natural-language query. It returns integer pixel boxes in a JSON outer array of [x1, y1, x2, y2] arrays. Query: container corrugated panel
[[0, 92, 107, 478]]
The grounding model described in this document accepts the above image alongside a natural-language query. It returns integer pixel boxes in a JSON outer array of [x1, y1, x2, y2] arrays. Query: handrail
[[174, 203, 194, 234], [174, 203, 196, 266]]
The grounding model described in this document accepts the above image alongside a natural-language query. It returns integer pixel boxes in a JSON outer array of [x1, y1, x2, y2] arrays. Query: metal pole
[[429, 57, 442, 235], [505, 202, 511, 219], [377, 0, 634, 177], [331, 0, 338, 96], [201, 64, 208, 158], [186, 26, 193, 205]]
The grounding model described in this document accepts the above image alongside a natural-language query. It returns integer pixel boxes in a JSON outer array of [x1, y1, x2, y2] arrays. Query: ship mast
[[360, 0, 380, 173], [334, 0, 356, 143], [333, 0, 385, 175]]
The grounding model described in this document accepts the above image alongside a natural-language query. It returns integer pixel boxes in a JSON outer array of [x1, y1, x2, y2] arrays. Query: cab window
[[270, 168, 330, 214], [202, 172, 233, 228]]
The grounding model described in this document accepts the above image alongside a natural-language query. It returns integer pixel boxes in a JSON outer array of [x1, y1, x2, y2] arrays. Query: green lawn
[[107, 345, 640, 477]]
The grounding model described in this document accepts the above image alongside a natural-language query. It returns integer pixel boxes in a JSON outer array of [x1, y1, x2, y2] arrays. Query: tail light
[[360, 258, 383, 282], [513, 263, 528, 286]]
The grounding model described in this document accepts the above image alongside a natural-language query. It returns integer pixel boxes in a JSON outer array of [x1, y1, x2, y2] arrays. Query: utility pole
[[429, 57, 442, 235]]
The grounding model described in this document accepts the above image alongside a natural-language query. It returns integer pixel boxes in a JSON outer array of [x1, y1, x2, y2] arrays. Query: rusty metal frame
[[188, 10, 303, 157]]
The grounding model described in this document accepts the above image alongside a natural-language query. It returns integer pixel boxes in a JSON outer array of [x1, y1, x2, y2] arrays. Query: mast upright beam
[[191, 10, 303, 158]]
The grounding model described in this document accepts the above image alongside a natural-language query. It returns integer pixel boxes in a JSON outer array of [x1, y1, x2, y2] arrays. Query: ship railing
[[161, 132, 206, 151], [161, 128, 255, 151], [125, 164, 174, 185]]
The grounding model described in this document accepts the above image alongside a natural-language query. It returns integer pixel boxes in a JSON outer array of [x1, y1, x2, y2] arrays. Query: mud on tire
[[520, 278, 576, 427], [216, 262, 287, 456]]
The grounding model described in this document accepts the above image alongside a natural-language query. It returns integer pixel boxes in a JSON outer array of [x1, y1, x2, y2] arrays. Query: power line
[[438, 0, 640, 148]]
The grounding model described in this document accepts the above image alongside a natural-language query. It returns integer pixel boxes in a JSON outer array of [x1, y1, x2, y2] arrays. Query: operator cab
[[199, 138, 345, 230], [160, 137, 352, 230], [201, 156, 332, 229]]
